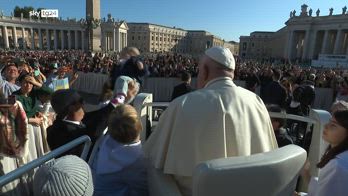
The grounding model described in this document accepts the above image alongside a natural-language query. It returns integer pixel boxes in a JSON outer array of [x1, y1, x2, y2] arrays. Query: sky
[[0, 0, 347, 42]]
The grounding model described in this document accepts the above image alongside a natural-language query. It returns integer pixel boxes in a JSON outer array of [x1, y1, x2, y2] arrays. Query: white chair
[[133, 93, 153, 141], [193, 145, 307, 196]]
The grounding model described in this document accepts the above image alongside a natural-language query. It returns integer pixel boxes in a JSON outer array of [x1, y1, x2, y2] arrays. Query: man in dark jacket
[[47, 89, 117, 156], [171, 71, 192, 101], [267, 104, 293, 147], [262, 69, 287, 108]]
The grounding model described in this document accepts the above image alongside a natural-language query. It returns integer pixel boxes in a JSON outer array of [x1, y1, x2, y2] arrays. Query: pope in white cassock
[[144, 46, 278, 194]]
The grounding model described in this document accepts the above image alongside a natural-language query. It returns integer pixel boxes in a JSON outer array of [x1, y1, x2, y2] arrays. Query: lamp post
[[80, 14, 100, 51]]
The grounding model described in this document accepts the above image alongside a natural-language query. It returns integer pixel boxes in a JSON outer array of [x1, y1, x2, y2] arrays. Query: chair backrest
[[308, 109, 330, 177], [193, 145, 307, 196], [133, 93, 153, 141]]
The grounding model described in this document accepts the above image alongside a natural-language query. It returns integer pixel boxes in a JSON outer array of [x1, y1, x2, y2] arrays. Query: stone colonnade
[[288, 29, 348, 60], [102, 30, 127, 52], [0, 25, 85, 50]]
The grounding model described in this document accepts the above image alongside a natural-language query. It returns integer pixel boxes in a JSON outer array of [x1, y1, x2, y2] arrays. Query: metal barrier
[[0, 135, 92, 187]]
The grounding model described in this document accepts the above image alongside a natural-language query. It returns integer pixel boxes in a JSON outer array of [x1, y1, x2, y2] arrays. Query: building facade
[[186, 31, 224, 55], [101, 14, 128, 52], [0, 15, 86, 50], [127, 23, 225, 55], [224, 41, 239, 56], [0, 14, 128, 51], [127, 23, 188, 53], [239, 31, 274, 59], [239, 4, 348, 63]]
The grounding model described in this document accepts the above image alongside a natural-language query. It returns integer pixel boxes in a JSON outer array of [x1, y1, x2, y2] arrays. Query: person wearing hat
[[47, 84, 138, 156], [144, 46, 277, 195], [33, 155, 94, 196], [0, 63, 20, 98]]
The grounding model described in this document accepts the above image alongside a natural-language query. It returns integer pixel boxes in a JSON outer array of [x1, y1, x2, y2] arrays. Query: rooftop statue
[[343, 6, 347, 15], [329, 8, 333, 16], [293, 10, 296, 17], [107, 13, 112, 22], [309, 9, 313, 17], [301, 4, 308, 16], [290, 11, 293, 18], [316, 9, 320, 17]]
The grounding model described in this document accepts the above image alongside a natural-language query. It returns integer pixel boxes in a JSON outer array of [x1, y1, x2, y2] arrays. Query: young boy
[[267, 104, 293, 147], [92, 104, 148, 196]]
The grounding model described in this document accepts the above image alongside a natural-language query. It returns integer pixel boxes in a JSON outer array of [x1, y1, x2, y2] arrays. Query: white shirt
[[308, 150, 348, 196]]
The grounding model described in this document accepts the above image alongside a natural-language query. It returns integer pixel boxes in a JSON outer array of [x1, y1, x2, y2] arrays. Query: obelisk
[[86, 0, 101, 51]]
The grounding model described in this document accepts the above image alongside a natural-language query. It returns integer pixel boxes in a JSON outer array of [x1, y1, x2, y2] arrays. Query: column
[[124, 33, 128, 47], [30, 28, 35, 49], [113, 29, 116, 51], [115, 30, 120, 52], [22, 27, 25, 49], [101, 31, 105, 50], [307, 30, 317, 59], [38, 29, 43, 49], [75, 30, 78, 49], [287, 30, 294, 60], [61, 30, 65, 49], [54, 30, 58, 50], [118, 32, 121, 50], [123, 33, 126, 49], [13, 27, 18, 48], [333, 30, 343, 54], [104, 32, 109, 51], [81, 30, 85, 51], [302, 30, 310, 60], [67, 31, 71, 49], [3, 26, 9, 49], [46, 29, 51, 50], [321, 30, 329, 54]]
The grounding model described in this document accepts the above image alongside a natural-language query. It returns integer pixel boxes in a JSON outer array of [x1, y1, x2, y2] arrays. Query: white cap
[[205, 46, 235, 70]]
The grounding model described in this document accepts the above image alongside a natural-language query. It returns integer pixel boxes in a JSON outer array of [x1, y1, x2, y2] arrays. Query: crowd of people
[[1, 49, 347, 101], [0, 46, 348, 196]]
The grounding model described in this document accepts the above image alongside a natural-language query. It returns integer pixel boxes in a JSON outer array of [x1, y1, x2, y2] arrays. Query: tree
[[13, 6, 39, 19]]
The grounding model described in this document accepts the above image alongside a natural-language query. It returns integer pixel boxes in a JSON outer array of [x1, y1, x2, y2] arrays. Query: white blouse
[[308, 150, 348, 196]]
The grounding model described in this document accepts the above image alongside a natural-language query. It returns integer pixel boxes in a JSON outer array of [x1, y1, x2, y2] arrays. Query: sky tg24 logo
[[29, 9, 59, 18]]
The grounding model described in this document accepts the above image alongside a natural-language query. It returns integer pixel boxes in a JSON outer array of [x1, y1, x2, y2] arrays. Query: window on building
[[152, 36, 154, 41], [138, 36, 141, 40], [132, 36, 134, 40], [242, 42, 247, 50], [251, 43, 254, 47], [156, 37, 158, 41], [160, 37, 162, 41]]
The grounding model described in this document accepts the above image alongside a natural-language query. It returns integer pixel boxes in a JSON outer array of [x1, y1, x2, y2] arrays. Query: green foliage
[[13, 6, 43, 19]]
